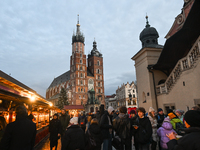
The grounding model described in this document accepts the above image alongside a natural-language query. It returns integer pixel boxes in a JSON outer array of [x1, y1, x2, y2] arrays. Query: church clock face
[[88, 79, 94, 90]]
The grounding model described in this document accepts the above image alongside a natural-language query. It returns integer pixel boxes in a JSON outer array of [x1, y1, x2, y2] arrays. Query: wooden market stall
[[64, 105, 84, 117], [0, 70, 59, 146]]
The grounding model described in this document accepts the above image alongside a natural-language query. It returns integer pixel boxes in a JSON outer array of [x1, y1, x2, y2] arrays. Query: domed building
[[132, 0, 200, 113]]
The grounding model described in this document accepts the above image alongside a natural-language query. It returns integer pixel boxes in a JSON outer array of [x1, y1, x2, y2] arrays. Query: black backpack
[[175, 121, 185, 135]]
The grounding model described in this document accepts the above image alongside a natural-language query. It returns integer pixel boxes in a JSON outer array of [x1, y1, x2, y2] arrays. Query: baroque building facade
[[116, 81, 137, 109], [46, 19, 105, 113], [132, 0, 200, 113]]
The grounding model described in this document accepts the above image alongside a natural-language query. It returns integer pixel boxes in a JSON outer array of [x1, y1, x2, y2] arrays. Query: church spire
[[72, 14, 85, 44]]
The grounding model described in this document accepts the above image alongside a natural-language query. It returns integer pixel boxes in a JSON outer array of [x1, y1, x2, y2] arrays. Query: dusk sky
[[0, 0, 183, 97]]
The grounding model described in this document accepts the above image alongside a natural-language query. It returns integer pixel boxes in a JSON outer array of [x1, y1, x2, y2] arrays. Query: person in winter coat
[[60, 109, 70, 137], [134, 107, 152, 150], [86, 115, 92, 132], [175, 109, 184, 123], [78, 112, 87, 132], [113, 106, 132, 150], [62, 117, 85, 150], [166, 110, 200, 150], [85, 118, 103, 150], [167, 111, 184, 135], [0, 105, 36, 150], [49, 114, 62, 150], [100, 106, 114, 150], [157, 118, 177, 150], [148, 107, 158, 150], [156, 108, 166, 128]]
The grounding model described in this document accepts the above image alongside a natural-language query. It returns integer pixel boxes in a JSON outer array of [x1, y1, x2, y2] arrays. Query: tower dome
[[139, 16, 160, 48]]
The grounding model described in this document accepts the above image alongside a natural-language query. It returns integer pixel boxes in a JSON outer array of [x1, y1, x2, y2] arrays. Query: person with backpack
[[134, 107, 152, 150], [157, 118, 177, 150], [113, 106, 132, 150], [85, 118, 103, 150], [100, 106, 114, 150], [78, 111, 87, 132], [166, 110, 200, 150], [167, 111, 185, 136]]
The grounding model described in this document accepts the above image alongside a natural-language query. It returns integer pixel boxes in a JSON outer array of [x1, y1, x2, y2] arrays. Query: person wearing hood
[[113, 106, 132, 150], [0, 105, 36, 150], [134, 107, 152, 150], [100, 106, 114, 150], [62, 117, 85, 150], [157, 118, 177, 150], [85, 118, 103, 150], [166, 110, 200, 150], [49, 113, 62, 150]]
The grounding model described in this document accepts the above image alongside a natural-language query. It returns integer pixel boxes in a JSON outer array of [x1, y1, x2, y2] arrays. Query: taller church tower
[[70, 16, 88, 105]]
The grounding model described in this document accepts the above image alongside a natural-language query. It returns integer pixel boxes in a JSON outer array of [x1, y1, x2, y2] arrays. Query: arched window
[[80, 59, 82, 64], [142, 92, 146, 103], [80, 66, 82, 70], [97, 60, 100, 66], [81, 73, 83, 77]]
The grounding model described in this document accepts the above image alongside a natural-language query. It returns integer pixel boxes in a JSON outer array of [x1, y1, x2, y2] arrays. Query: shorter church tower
[[87, 40, 105, 105]]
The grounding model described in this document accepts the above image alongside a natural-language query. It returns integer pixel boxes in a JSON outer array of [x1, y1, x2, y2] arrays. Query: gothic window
[[80, 80, 83, 85], [98, 82, 100, 87], [80, 66, 82, 70], [78, 88, 80, 92], [98, 75, 100, 80], [81, 88, 83, 92], [78, 72, 79, 77], [133, 94, 135, 98], [80, 44, 82, 51], [98, 89, 101, 93], [80, 59, 82, 64], [81, 73, 83, 77], [97, 60, 100, 66], [80, 53, 82, 57]]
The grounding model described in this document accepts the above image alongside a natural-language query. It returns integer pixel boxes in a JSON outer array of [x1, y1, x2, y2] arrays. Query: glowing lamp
[[49, 103, 53, 107], [30, 96, 35, 102]]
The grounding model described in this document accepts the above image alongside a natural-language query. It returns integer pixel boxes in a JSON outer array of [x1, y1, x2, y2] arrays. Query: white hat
[[108, 106, 114, 115], [70, 117, 78, 125], [149, 107, 155, 112]]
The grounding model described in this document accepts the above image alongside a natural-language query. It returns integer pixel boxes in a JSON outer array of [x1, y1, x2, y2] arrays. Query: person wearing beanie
[[167, 110, 200, 150], [148, 107, 158, 150], [175, 109, 184, 122], [62, 117, 85, 150], [156, 108, 166, 128]]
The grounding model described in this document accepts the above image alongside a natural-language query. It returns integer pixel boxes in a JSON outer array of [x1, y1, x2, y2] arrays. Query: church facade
[[46, 19, 105, 113], [132, 0, 200, 113]]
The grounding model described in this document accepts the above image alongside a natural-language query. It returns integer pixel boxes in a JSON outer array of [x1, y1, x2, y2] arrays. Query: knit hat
[[158, 108, 163, 113], [149, 107, 155, 112], [163, 117, 170, 123], [130, 109, 136, 114], [70, 117, 78, 125], [175, 109, 184, 116], [184, 110, 200, 127], [108, 106, 114, 115]]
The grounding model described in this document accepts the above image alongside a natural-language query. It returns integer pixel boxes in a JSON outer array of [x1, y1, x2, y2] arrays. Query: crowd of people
[[0, 104, 200, 150]]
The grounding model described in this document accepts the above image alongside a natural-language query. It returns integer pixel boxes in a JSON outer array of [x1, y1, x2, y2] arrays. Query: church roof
[[153, 0, 200, 71], [47, 70, 70, 89]]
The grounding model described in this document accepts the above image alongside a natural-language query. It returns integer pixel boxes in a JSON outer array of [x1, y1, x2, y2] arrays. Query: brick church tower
[[70, 17, 88, 105], [87, 40, 105, 104]]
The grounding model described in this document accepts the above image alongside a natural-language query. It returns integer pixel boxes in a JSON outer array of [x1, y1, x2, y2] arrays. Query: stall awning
[[64, 105, 84, 110], [153, 0, 200, 71]]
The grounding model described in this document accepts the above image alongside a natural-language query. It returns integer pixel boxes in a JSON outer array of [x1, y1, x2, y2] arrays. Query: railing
[[156, 36, 200, 95]]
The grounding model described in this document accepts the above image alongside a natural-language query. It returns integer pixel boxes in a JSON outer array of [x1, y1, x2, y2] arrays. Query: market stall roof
[[64, 105, 84, 110], [153, 0, 200, 71], [0, 70, 51, 106]]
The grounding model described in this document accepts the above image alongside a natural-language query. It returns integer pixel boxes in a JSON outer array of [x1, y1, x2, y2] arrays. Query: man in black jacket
[[167, 110, 200, 150], [0, 105, 36, 150], [134, 107, 152, 150], [60, 109, 70, 137], [100, 106, 114, 150], [49, 114, 62, 150], [113, 106, 132, 150], [62, 117, 85, 150]]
